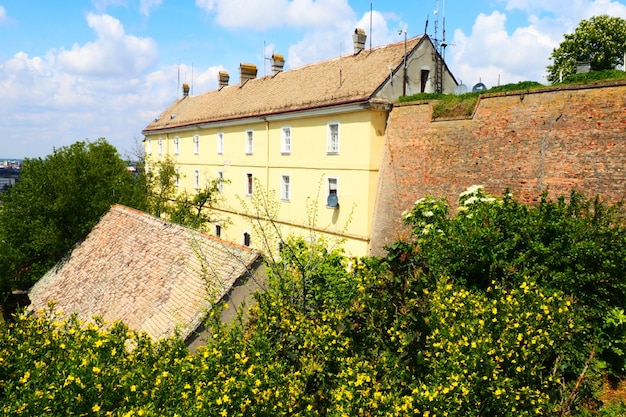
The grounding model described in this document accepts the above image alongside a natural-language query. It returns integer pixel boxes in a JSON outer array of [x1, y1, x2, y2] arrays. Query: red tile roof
[[28, 205, 259, 340], [143, 36, 425, 133]]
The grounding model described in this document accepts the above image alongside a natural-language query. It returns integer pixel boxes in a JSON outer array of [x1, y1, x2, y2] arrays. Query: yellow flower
[[92, 404, 101, 412]]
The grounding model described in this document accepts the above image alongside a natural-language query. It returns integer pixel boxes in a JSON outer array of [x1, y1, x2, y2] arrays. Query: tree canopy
[[547, 15, 626, 83], [0, 139, 148, 296]]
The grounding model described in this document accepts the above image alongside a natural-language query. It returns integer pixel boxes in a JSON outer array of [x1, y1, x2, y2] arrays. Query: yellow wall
[[145, 107, 386, 257]]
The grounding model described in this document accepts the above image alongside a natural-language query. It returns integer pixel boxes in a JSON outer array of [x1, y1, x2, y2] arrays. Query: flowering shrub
[[1, 187, 624, 415], [421, 278, 592, 416]]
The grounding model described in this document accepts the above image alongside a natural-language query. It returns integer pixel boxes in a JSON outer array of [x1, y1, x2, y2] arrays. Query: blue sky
[[1, 0, 626, 159]]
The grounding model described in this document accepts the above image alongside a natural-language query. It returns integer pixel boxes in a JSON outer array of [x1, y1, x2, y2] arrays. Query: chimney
[[353, 28, 367, 54], [239, 63, 258, 84], [271, 53, 285, 76], [182, 83, 190, 97], [218, 71, 230, 88]]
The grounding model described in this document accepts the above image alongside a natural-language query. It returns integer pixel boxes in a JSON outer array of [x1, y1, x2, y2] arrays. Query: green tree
[[145, 157, 225, 231], [547, 15, 626, 83], [0, 139, 148, 297]]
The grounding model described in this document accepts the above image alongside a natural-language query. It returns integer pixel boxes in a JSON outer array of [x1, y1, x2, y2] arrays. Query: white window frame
[[281, 126, 291, 154], [147, 138, 152, 155], [217, 132, 224, 155], [193, 134, 199, 155], [245, 172, 254, 196], [245, 130, 254, 155], [281, 174, 291, 201], [194, 169, 200, 189], [217, 170, 224, 193], [174, 136, 180, 155], [158, 137, 163, 155], [327, 122, 339, 154]]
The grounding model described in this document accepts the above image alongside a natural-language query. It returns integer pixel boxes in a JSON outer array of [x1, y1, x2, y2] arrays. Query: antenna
[[191, 63, 194, 96], [432, 0, 446, 93], [369, 0, 373, 51], [424, 14, 429, 34], [177, 60, 180, 99]]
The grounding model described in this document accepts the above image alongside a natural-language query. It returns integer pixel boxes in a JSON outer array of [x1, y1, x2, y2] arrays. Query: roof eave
[[142, 97, 389, 135]]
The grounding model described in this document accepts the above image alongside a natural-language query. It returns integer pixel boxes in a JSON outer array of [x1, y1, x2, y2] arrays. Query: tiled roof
[[143, 36, 425, 132], [28, 205, 260, 340]]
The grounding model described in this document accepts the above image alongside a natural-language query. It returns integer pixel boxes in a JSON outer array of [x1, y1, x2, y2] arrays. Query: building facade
[[142, 30, 457, 257]]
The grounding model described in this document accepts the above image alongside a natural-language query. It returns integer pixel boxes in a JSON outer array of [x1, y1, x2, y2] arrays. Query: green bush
[[394, 186, 626, 377], [1, 188, 623, 415]]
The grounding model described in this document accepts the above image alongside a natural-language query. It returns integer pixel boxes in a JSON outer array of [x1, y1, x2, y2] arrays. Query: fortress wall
[[370, 80, 626, 255]]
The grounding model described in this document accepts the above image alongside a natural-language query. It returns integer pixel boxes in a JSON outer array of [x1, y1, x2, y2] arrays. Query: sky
[[1, 1, 626, 159]]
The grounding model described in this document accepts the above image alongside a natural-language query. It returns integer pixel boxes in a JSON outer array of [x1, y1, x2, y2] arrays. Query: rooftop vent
[[271, 53, 285, 76], [353, 28, 367, 54], [218, 71, 230, 88], [239, 63, 258, 84]]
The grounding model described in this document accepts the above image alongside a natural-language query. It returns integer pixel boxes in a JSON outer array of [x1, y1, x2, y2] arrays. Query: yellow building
[[142, 30, 457, 257]]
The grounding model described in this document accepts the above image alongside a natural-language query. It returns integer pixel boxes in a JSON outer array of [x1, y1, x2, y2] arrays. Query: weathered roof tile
[[28, 205, 260, 340]]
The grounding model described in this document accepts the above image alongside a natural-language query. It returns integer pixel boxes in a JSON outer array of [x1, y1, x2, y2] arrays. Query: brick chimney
[[271, 53, 285, 76], [218, 71, 230, 88], [182, 83, 190, 97], [239, 63, 258, 84], [353, 28, 367, 54]]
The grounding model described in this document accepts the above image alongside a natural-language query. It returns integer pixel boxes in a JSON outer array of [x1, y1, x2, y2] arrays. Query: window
[[245, 130, 254, 155], [147, 138, 152, 155], [328, 177, 338, 195], [281, 175, 290, 201], [215, 224, 221, 238], [174, 136, 180, 155], [217, 132, 224, 155], [194, 169, 200, 189], [217, 171, 224, 193], [421, 69, 430, 92], [243, 232, 251, 247], [193, 135, 199, 154], [158, 137, 163, 155], [327, 176, 338, 208], [246, 173, 253, 195], [281, 126, 291, 154], [327, 122, 339, 154], [175, 168, 180, 187]]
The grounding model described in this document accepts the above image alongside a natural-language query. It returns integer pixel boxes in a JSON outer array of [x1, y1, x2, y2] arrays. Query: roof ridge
[[110, 204, 258, 255]]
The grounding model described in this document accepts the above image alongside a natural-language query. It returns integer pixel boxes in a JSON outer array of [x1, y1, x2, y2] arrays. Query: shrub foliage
[[1, 187, 625, 415]]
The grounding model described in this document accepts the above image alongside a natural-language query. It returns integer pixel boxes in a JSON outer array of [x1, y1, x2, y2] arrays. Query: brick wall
[[370, 80, 626, 255]]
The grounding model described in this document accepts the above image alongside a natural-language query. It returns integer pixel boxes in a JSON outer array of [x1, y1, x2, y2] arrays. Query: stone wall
[[370, 80, 626, 255]]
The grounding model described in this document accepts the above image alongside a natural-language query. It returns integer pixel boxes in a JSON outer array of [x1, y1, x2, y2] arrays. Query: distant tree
[[547, 15, 626, 83], [0, 139, 149, 299]]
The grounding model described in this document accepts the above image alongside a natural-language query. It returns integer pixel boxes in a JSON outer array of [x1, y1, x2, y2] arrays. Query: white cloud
[[0, 6, 7, 23], [139, 0, 162, 17], [195, 0, 354, 31], [56, 14, 157, 77], [0, 13, 172, 158], [449, 1, 626, 88]]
